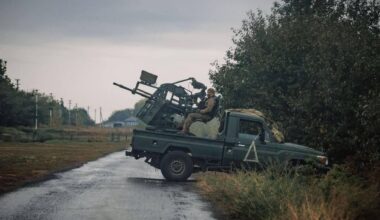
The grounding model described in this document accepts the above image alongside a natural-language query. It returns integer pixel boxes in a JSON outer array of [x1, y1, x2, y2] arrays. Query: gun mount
[[113, 70, 207, 129]]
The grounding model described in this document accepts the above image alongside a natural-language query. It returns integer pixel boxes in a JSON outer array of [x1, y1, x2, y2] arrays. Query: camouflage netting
[[188, 108, 285, 142], [189, 118, 220, 139]]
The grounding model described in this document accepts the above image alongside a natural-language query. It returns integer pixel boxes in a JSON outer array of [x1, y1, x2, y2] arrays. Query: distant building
[[102, 117, 140, 128], [102, 121, 125, 128], [125, 116, 140, 127], [101, 122, 114, 128], [113, 122, 125, 128]]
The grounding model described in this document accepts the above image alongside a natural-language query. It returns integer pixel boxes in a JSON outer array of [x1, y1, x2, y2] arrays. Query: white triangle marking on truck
[[243, 137, 259, 163]]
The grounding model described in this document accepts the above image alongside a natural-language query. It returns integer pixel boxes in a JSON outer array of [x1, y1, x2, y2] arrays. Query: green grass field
[[0, 127, 130, 194]]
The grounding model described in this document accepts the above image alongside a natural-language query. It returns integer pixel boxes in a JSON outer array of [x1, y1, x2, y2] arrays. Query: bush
[[209, 0, 380, 166]]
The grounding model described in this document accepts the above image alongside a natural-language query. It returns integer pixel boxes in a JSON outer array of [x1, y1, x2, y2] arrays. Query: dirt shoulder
[[0, 141, 126, 194]]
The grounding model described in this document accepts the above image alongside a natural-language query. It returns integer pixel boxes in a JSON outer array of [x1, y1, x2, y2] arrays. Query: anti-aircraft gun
[[113, 70, 208, 130]]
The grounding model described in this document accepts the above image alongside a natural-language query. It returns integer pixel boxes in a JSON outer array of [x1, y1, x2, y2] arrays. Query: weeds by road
[[197, 166, 380, 220]]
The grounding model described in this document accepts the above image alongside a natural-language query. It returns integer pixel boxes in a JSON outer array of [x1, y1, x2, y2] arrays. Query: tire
[[160, 151, 193, 181]]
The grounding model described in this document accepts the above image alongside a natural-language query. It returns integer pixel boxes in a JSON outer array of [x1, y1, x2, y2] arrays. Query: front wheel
[[160, 151, 193, 181]]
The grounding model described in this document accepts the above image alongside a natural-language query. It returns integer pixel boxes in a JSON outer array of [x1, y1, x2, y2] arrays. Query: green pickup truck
[[126, 109, 328, 181]]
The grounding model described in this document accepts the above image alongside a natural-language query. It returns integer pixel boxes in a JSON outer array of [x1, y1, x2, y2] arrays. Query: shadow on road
[[127, 177, 197, 187]]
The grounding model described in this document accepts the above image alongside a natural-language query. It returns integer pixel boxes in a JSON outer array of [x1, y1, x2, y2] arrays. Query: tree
[[107, 108, 134, 122], [210, 0, 380, 166], [0, 59, 34, 126], [133, 99, 147, 116], [0, 59, 95, 127], [105, 99, 146, 124], [71, 108, 95, 126]]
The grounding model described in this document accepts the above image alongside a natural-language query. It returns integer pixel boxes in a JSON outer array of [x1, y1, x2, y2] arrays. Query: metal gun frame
[[114, 70, 207, 130]]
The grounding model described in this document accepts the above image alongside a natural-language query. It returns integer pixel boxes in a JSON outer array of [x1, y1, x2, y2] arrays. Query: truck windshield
[[239, 120, 261, 136]]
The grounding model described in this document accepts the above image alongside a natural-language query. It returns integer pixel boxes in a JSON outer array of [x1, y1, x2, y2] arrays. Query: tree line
[[105, 99, 146, 123], [0, 59, 94, 127], [210, 0, 379, 169]]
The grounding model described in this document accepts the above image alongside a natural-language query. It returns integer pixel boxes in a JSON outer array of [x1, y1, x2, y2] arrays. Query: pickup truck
[[126, 109, 328, 181]]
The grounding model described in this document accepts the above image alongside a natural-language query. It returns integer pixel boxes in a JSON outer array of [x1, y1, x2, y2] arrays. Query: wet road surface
[[0, 151, 217, 220]]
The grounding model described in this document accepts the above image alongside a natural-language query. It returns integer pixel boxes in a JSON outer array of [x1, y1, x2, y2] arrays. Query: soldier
[[179, 88, 217, 135]]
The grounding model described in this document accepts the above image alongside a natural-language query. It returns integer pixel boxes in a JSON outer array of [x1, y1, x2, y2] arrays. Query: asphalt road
[[0, 151, 218, 220]]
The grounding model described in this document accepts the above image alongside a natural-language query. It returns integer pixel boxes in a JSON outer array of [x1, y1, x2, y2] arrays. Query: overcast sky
[[0, 0, 275, 121]]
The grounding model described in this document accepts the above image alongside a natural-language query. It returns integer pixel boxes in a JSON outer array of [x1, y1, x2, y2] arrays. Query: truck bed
[[131, 129, 225, 161]]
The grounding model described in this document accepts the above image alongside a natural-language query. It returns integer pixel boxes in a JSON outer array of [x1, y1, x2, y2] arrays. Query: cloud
[[0, 0, 275, 119], [0, 0, 273, 44], [1, 38, 224, 118]]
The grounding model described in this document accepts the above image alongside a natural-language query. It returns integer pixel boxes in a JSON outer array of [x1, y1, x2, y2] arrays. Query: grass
[[0, 126, 132, 142], [0, 126, 131, 194], [196, 165, 380, 220]]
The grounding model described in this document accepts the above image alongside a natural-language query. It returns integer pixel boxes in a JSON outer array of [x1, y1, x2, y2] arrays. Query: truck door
[[233, 119, 264, 163]]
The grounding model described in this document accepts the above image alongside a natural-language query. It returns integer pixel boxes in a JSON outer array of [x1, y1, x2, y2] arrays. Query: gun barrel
[[113, 82, 134, 92], [113, 82, 151, 99]]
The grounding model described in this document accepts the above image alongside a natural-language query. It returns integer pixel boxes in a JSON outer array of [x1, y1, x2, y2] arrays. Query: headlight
[[316, 155, 328, 166]]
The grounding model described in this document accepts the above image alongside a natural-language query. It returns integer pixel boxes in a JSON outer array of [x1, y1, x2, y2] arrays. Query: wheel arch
[[165, 145, 192, 155]]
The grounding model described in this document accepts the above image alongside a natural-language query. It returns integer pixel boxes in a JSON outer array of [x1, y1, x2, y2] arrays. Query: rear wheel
[[160, 151, 193, 181]]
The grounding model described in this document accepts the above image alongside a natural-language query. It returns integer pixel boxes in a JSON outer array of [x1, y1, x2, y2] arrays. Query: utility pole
[[59, 98, 63, 127], [49, 93, 53, 127], [99, 107, 103, 127], [87, 106, 90, 127], [34, 90, 38, 130], [68, 100, 72, 126], [75, 103, 78, 126], [94, 108, 97, 125], [15, 79, 20, 90], [49, 108, 53, 127]]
